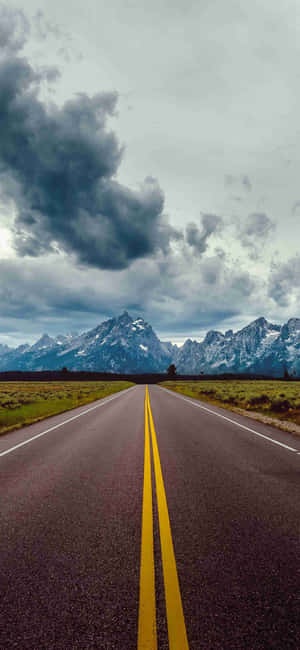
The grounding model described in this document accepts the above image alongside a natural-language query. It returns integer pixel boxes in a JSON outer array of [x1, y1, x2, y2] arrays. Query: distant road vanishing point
[[1, 385, 300, 648]]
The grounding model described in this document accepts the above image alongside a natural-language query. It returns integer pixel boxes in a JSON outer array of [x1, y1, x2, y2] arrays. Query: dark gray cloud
[[0, 250, 260, 345], [0, 258, 110, 320], [238, 212, 276, 259], [268, 256, 300, 307], [185, 213, 223, 255], [0, 18, 179, 270]]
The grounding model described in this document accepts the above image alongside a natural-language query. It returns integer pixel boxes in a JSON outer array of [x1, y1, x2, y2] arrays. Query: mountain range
[[0, 312, 299, 376]]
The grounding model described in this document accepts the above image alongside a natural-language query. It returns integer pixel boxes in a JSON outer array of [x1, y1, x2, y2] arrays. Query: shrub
[[248, 394, 270, 406], [270, 398, 291, 412]]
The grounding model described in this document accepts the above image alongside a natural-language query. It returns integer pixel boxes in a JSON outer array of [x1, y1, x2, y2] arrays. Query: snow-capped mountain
[[174, 317, 300, 376], [0, 313, 299, 375], [0, 312, 172, 373]]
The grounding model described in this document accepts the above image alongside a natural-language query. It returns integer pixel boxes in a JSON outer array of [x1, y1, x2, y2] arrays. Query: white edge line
[[158, 386, 298, 453], [0, 386, 136, 458]]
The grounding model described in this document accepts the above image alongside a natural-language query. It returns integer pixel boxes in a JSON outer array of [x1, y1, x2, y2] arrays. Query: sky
[[0, 1, 299, 347]]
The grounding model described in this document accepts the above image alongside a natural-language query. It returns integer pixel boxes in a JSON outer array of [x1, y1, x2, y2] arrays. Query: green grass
[[160, 380, 300, 426], [0, 381, 134, 435]]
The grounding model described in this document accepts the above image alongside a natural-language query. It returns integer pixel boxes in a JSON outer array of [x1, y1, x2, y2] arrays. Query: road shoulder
[[160, 384, 300, 439]]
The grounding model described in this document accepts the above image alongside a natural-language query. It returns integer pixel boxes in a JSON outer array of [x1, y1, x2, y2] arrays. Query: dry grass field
[[0, 381, 134, 435], [161, 380, 300, 427]]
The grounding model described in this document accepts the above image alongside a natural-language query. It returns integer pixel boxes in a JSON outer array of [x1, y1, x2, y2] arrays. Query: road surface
[[1, 384, 300, 649]]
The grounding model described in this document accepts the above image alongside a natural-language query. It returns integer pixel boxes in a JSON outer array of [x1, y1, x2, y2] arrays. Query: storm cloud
[[0, 248, 261, 347], [0, 3, 298, 346], [0, 28, 179, 269], [185, 213, 223, 255]]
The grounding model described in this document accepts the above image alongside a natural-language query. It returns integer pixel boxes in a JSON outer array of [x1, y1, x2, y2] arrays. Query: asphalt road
[[1, 384, 300, 649]]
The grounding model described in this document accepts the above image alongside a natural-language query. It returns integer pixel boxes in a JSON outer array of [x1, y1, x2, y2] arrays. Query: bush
[[248, 394, 270, 406], [270, 398, 291, 412]]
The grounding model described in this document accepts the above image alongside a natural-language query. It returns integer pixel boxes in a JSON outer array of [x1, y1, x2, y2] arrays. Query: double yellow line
[[138, 386, 189, 650]]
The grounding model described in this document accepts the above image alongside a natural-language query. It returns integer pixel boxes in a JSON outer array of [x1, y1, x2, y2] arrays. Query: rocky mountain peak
[[183, 338, 193, 346], [203, 330, 224, 345], [117, 311, 133, 326], [241, 317, 269, 333], [31, 334, 56, 350]]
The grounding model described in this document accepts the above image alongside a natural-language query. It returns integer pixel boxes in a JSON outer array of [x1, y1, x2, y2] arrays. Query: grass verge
[[160, 380, 300, 435], [0, 381, 134, 436]]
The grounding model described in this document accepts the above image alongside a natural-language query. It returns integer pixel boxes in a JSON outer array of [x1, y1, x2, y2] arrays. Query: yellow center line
[[138, 388, 157, 649], [147, 387, 189, 650], [138, 387, 189, 650]]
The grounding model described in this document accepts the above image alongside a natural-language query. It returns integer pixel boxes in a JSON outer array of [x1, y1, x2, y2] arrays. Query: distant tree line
[[0, 367, 298, 383]]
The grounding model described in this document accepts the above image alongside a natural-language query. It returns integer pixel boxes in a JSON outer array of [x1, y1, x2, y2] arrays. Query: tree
[[61, 366, 68, 374], [167, 363, 177, 378]]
